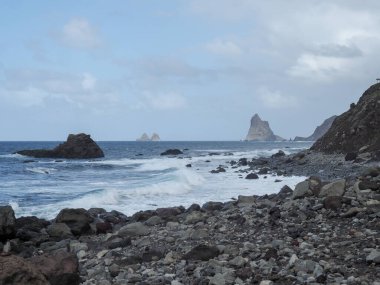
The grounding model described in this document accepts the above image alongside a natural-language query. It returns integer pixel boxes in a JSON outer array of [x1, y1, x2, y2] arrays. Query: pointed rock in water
[[294, 115, 337, 141], [312, 83, 380, 154], [245, 114, 284, 141], [16, 133, 104, 159], [136, 133, 150, 141], [151, 133, 160, 141]]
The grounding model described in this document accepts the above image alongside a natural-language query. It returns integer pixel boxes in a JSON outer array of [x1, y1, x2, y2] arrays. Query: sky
[[1, 0, 380, 141]]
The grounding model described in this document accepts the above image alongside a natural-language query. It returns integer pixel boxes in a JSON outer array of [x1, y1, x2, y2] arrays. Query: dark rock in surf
[[16, 133, 104, 159], [160, 149, 183, 156], [245, 173, 259, 180]]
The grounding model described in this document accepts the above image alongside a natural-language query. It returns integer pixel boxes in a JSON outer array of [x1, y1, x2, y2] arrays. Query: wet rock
[[210, 166, 226, 174], [55, 208, 94, 236], [16, 133, 104, 159], [271, 150, 285, 158], [96, 222, 112, 234], [160, 149, 183, 156], [245, 173, 259, 180], [202, 202, 223, 211], [183, 244, 219, 261]]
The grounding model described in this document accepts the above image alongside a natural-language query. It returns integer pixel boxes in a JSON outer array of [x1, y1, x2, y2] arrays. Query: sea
[[0, 141, 312, 219]]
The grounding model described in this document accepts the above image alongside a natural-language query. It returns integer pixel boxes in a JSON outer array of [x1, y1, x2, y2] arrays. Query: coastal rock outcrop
[[16, 133, 104, 159], [312, 83, 380, 154], [294, 115, 337, 141], [245, 114, 284, 141], [0, 205, 16, 241], [160, 149, 183, 156]]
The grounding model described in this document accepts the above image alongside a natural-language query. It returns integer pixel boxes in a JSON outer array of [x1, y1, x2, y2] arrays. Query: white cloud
[[258, 87, 298, 109], [60, 18, 101, 49], [144, 92, 187, 110], [82, 73, 97, 91], [205, 39, 242, 56]]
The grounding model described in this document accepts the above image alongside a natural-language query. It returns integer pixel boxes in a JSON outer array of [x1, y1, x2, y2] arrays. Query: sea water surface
[[0, 141, 312, 219]]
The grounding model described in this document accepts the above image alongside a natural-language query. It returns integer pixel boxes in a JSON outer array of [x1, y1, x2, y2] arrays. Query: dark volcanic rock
[[0, 205, 16, 241], [183, 244, 219, 261], [245, 173, 259, 179], [55, 208, 93, 236], [0, 254, 49, 285], [16, 133, 104, 159], [345, 152, 358, 161], [312, 83, 380, 154], [160, 149, 183, 156]]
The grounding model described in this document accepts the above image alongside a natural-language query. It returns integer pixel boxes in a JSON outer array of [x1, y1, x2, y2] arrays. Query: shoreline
[[0, 151, 379, 284]]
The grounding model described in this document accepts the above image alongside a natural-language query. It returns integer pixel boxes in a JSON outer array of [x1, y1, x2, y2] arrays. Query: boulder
[[55, 208, 93, 236], [323, 196, 343, 210], [245, 173, 259, 180], [202, 202, 224, 211], [0, 205, 16, 241], [30, 250, 79, 284], [271, 150, 285, 158], [160, 149, 183, 156], [292, 181, 312, 199], [183, 244, 219, 261], [118, 222, 150, 237], [47, 223, 73, 238], [0, 255, 49, 285], [319, 179, 346, 197], [345, 152, 358, 161], [16, 133, 104, 159]]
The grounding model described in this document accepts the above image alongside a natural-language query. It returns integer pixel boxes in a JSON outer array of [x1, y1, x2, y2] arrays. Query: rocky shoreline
[[1, 150, 379, 285]]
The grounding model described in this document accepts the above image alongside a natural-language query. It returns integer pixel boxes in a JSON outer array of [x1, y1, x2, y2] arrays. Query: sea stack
[[294, 115, 337, 141], [151, 133, 160, 141], [136, 133, 150, 141], [16, 133, 104, 159], [311, 83, 380, 155], [245, 114, 284, 141]]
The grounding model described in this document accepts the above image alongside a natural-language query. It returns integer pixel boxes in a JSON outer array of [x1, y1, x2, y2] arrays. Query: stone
[[30, 250, 79, 284], [160, 149, 183, 156], [183, 244, 219, 261], [0, 205, 16, 241], [323, 196, 343, 210], [202, 202, 223, 211], [118, 222, 150, 237], [0, 254, 49, 285], [259, 281, 274, 285], [237, 195, 256, 206], [292, 180, 312, 199], [345, 152, 358, 161], [245, 173, 259, 179], [16, 133, 104, 159], [309, 176, 322, 196], [271, 150, 285, 158], [184, 211, 206, 224], [319, 179, 346, 197], [55, 208, 94, 236], [145, 216, 164, 226], [47, 223, 73, 238], [366, 249, 380, 264]]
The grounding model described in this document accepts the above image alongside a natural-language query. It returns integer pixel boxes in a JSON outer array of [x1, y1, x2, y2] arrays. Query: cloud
[[1, 68, 120, 110], [258, 87, 298, 109], [143, 92, 187, 110], [205, 39, 242, 56], [59, 18, 101, 49]]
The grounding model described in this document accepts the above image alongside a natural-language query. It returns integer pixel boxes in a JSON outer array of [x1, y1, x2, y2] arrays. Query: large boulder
[[0, 255, 49, 285], [183, 244, 220, 261], [16, 133, 104, 159], [30, 250, 80, 285], [160, 149, 183, 156], [55, 208, 93, 236], [292, 181, 312, 199], [0, 205, 16, 241], [319, 179, 346, 197], [312, 83, 380, 154]]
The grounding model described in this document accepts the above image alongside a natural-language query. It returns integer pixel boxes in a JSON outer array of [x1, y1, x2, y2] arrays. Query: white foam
[[0, 153, 26, 158], [26, 167, 56, 174]]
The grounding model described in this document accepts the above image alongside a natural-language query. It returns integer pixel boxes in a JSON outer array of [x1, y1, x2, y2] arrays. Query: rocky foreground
[[1, 155, 379, 285]]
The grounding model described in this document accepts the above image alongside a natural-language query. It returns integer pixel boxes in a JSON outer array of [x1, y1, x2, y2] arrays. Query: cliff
[[245, 114, 284, 141], [311, 83, 380, 154], [294, 115, 337, 141]]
